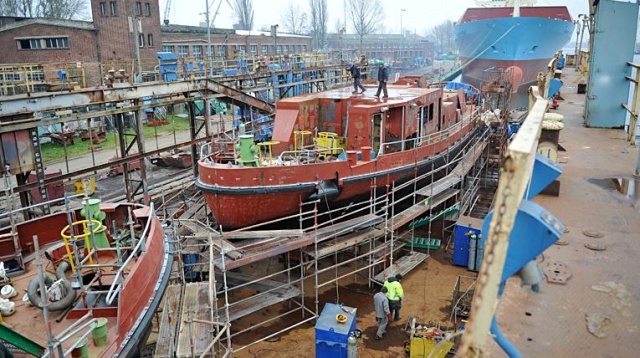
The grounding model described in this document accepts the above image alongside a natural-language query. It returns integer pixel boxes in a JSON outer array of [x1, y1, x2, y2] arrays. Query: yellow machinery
[[407, 338, 453, 358], [316, 132, 347, 155]]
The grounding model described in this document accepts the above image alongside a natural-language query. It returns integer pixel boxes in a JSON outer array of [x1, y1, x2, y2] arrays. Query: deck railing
[[105, 202, 156, 305]]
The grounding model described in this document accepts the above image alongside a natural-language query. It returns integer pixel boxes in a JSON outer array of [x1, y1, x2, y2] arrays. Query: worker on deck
[[347, 62, 366, 94], [384, 273, 405, 321], [373, 286, 391, 340], [374, 60, 389, 99]]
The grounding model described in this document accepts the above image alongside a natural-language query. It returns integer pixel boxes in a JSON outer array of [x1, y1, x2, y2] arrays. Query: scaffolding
[[148, 101, 488, 357]]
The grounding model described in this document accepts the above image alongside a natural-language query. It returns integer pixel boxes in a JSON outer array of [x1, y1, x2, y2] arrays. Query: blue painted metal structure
[[478, 154, 564, 357], [584, 0, 639, 128]]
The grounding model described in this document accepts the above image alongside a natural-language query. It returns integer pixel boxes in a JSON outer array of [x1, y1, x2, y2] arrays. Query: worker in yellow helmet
[[383, 273, 404, 321]]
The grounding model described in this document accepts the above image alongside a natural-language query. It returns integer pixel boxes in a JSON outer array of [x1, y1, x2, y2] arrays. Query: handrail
[[277, 147, 345, 165], [105, 202, 155, 305]]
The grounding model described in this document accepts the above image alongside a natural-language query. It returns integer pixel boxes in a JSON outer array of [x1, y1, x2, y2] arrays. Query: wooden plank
[[305, 228, 385, 258], [223, 284, 300, 322], [314, 214, 382, 242], [221, 229, 303, 240], [154, 284, 183, 358], [176, 283, 213, 358], [180, 221, 242, 260], [373, 251, 429, 283], [214, 236, 315, 270], [392, 189, 459, 230]]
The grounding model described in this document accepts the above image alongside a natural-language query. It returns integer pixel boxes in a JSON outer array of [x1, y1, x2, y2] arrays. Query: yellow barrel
[[91, 318, 109, 347]]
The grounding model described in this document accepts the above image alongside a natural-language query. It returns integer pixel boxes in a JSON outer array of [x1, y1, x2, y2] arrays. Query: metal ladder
[[30, 128, 50, 214]]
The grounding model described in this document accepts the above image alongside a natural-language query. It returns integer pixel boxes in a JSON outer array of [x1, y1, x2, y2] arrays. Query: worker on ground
[[373, 286, 391, 340], [347, 62, 366, 94], [374, 60, 388, 99], [385, 273, 404, 321]]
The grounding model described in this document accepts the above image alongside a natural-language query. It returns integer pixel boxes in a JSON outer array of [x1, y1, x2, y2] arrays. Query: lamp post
[[271, 24, 279, 55], [400, 9, 406, 66], [205, 0, 213, 77]]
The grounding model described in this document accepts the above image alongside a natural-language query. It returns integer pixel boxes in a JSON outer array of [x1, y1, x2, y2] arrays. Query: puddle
[[587, 176, 639, 204]]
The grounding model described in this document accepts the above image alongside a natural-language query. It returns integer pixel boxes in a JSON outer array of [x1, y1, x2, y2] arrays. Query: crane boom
[[163, 0, 171, 25]]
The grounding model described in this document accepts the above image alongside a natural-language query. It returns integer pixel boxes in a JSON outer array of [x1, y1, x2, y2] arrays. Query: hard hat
[[378, 60, 384, 66], [347, 62, 353, 68]]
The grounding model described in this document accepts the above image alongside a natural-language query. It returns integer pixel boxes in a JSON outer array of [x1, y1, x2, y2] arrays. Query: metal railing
[[105, 202, 156, 305]]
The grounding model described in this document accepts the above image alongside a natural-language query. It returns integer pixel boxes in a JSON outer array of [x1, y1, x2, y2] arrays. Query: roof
[[161, 24, 310, 39], [0, 18, 95, 33], [235, 29, 311, 39]]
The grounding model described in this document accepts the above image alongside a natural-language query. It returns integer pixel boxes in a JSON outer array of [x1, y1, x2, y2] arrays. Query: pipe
[[491, 316, 522, 358]]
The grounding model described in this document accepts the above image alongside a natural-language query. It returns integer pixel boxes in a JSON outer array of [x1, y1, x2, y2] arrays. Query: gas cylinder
[[347, 333, 357, 358]]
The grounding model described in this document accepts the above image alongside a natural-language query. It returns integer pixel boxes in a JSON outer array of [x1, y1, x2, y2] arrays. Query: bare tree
[[309, 0, 328, 50], [348, 0, 384, 50], [280, 2, 307, 35], [0, 0, 88, 19], [426, 20, 454, 54], [232, 0, 254, 30]]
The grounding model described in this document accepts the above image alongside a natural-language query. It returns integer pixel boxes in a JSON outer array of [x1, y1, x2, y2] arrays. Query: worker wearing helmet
[[347, 62, 366, 94], [374, 60, 388, 99]]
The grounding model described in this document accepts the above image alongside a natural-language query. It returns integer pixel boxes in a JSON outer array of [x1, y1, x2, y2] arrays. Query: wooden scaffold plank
[[176, 283, 213, 358]]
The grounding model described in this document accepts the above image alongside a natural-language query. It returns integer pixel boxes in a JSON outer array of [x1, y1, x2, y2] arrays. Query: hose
[[490, 316, 522, 358], [27, 262, 77, 311]]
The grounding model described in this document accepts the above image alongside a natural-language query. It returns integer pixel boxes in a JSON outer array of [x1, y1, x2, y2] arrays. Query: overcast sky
[[162, 0, 590, 36]]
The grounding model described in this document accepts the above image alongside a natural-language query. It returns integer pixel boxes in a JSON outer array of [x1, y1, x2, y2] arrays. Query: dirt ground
[[225, 244, 476, 358]]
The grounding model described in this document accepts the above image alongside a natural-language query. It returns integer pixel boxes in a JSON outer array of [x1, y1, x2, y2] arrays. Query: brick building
[[161, 25, 312, 60], [326, 33, 434, 67], [0, 0, 314, 94]]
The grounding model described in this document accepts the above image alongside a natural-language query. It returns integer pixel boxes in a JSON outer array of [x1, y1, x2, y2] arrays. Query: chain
[[459, 156, 516, 357]]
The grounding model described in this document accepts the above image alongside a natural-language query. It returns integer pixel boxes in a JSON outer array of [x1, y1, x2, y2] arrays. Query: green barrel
[[71, 338, 89, 358], [91, 318, 109, 347]]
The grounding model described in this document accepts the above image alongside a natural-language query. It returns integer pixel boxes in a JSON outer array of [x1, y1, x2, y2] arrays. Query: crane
[[163, 0, 171, 25], [209, 0, 233, 28]]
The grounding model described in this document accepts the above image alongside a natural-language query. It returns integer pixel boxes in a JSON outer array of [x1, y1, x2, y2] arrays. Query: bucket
[[91, 318, 109, 346], [1, 285, 17, 299], [577, 83, 587, 94], [71, 338, 89, 358]]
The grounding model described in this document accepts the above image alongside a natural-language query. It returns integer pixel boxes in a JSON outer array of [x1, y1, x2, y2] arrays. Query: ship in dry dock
[[196, 77, 481, 229]]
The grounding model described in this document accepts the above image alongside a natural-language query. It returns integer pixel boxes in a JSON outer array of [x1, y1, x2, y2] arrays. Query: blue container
[[182, 253, 199, 280], [315, 303, 357, 358], [157, 52, 178, 81], [453, 224, 482, 267]]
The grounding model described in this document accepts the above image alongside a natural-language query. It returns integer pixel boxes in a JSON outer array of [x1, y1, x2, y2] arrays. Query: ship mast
[[513, 0, 520, 17]]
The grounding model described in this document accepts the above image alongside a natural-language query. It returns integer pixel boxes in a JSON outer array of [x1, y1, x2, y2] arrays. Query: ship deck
[[485, 69, 640, 357]]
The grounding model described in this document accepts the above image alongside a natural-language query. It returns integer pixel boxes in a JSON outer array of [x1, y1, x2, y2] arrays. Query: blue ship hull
[[454, 15, 574, 91]]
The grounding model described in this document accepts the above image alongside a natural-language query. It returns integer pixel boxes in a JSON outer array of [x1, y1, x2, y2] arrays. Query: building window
[[276, 45, 281, 54], [217, 45, 224, 56], [193, 45, 202, 59], [261, 44, 267, 55], [250, 44, 257, 56], [162, 45, 175, 53], [269, 45, 274, 54], [138, 34, 144, 47], [110, 1, 118, 16], [17, 37, 68, 50], [100, 2, 107, 16], [135, 2, 142, 16], [45, 37, 68, 48], [178, 45, 189, 58], [147, 34, 154, 47], [17, 39, 41, 49], [302, 45, 307, 52], [296, 45, 302, 53], [27, 72, 45, 81], [144, 2, 151, 16]]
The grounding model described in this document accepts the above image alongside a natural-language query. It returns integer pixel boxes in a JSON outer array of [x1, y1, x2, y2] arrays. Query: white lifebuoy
[[1, 285, 17, 299]]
